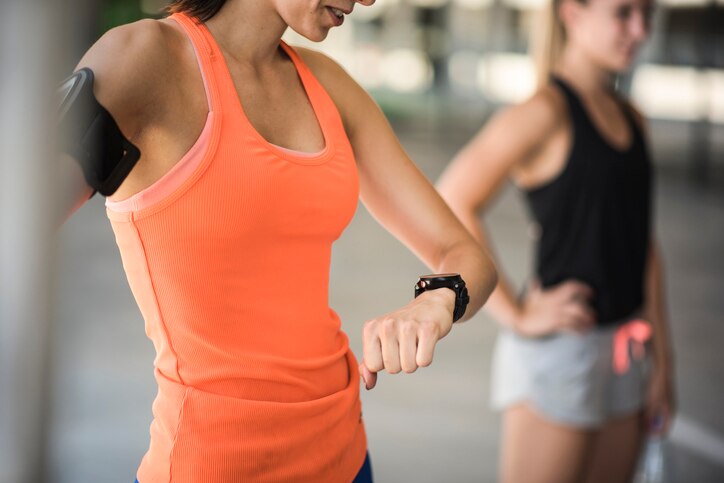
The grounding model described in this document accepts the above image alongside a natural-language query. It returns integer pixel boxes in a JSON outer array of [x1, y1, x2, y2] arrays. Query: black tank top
[[524, 77, 652, 326]]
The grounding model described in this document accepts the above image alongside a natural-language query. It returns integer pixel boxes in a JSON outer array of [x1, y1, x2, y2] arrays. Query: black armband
[[57, 68, 140, 196]]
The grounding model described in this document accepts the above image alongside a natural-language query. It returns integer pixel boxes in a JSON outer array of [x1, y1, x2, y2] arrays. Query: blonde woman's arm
[[436, 87, 595, 337]]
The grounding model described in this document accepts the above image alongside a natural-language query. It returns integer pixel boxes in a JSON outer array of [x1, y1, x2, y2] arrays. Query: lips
[[325, 6, 347, 27]]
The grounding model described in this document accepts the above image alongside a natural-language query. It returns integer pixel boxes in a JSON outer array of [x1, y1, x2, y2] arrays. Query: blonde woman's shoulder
[[517, 84, 568, 131], [485, 84, 569, 154]]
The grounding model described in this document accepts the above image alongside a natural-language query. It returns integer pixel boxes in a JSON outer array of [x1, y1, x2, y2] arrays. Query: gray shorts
[[490, 322, 651, 428]]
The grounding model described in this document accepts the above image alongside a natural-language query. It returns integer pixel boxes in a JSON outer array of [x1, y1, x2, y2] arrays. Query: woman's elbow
[[477, 251, 498, 307]]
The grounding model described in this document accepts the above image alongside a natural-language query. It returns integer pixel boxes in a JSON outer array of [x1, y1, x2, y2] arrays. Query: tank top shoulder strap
[[550, 75, 589, 128], [169, 13, 222, 113], [615, 96, 645, 145], [277, 41, 344, 137], [280, 42, 324, 101], [279, 41, 323, 96], [279, 42, 308, 76], [553, 75, 645, 152]]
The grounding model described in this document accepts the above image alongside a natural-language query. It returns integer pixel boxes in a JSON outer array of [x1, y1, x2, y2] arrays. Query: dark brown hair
[[166, 0, 228, 22]]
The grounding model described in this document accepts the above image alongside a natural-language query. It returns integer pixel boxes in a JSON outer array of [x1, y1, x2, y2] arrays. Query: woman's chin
[[290, 25, 330, 43], [604, 57, 635, 76], [617, 52, 639, 71]]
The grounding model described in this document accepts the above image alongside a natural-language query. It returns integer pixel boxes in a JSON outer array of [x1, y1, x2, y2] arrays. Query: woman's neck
[[204, 0, 288, 69], [555, 46, 616, 96]]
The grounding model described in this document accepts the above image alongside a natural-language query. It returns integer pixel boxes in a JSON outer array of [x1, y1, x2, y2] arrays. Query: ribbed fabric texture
[[107, 13, 366, 482]]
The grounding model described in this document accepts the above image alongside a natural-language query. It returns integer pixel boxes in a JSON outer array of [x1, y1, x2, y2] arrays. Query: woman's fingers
[[398, 322, 419, 373], [547, 280, 597, 332], [645, 402, 667, 435], [359, 361, 377, 390], [380, 323, 402, 374], [416, 326, 437, 368], [558, 303, 596, 332], [644, 370, 676, 435], [573, 303, 596, 325], [362, 315, 442, 380], [362, 322, 384, 373], [560, 279, 594, 302]]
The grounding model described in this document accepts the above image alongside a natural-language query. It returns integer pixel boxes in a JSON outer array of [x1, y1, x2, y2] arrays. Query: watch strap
[[414, 274, 470, 323]]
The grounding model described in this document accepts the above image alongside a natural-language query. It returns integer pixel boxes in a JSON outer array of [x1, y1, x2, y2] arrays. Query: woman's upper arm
[[74, 19, 169, 139], [436, 89, 564, 214]]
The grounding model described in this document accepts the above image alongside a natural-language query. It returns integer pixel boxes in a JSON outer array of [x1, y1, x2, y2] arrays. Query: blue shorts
[[135, 452, 373, 482]]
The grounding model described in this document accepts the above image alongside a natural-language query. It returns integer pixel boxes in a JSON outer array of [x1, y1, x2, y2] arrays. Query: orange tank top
[[106, 13, 365, 482]]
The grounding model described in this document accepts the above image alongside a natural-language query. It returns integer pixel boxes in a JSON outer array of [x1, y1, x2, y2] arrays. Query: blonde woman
[[437, 0, 675, 481]]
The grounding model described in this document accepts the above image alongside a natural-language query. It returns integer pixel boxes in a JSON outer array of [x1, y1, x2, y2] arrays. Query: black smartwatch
[[414, 273, 470, 323]]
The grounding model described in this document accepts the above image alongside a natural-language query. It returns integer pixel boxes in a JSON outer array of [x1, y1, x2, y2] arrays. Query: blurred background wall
[[3, 0, 721, 482], [291, 0, 724, 187]]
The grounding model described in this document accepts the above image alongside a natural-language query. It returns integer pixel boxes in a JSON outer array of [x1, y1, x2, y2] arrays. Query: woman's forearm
[[448, 208, 523, 328], [431, 234, 497, 323], [645, 242, 675, 370]]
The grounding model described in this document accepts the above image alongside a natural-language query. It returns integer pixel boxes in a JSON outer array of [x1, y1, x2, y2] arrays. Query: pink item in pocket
[[613, 319, 652, 375]]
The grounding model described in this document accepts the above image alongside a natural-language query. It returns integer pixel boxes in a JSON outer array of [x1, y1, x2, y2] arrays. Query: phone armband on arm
[[57, 68, 140, 197]]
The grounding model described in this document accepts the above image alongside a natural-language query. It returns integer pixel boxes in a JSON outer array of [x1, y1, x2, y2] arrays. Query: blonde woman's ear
[[558, 0, 586, 33]]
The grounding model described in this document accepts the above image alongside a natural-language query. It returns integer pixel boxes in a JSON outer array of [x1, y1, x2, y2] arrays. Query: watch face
[[420, 273, 458, 280]]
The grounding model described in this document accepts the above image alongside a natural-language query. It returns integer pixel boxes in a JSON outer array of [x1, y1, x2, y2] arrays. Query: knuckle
[[420, 323, 438, 338], [399, 320, 417, 337], [381, 317, 397, 336], [365, 316, 384, 330]]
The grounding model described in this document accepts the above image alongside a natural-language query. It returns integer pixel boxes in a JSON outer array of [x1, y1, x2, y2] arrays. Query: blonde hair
[[531, 0, 583, 87]]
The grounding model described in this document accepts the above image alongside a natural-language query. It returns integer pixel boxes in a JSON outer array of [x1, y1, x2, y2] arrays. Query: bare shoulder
[[495, 84, 567, 139], [75, 19, 179, 122], [291, 46, 363, 103], [78, 19, 170, 67], [292, 46, 353, 87], [471, 83, 569, 166]]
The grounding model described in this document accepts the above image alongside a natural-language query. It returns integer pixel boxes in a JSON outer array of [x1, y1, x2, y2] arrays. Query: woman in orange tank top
[[63, 1, 498, 481]]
